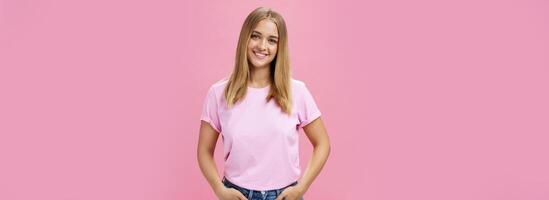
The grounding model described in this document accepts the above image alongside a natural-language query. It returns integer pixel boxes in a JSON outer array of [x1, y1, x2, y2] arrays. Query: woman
[[197, 7, 330, 200]]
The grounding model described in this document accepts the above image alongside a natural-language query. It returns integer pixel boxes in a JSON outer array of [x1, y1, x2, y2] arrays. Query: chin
[[251, 60, 271, 68]]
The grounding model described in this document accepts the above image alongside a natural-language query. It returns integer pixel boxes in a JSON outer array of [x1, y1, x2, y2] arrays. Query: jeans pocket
[[223, 179, 249, 197]]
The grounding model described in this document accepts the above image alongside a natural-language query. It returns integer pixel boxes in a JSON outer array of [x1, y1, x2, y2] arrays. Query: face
[[247, 19, 279, 69]]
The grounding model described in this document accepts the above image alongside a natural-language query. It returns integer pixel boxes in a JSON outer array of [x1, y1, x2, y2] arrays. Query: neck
[[249, 66, 271, 87]]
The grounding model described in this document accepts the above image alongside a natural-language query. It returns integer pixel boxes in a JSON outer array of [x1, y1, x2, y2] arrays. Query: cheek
[[248, 40, 258, 49], [247, 42, 254, 52], [247, 45, 255, 58], [270, 46, 278, 56]]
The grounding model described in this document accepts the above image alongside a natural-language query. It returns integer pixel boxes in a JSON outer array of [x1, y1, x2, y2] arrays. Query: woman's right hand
[[216, 186, 248, 200]]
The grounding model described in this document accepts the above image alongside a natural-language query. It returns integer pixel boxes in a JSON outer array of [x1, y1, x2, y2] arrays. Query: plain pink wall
[[1, 0, 548, 199]]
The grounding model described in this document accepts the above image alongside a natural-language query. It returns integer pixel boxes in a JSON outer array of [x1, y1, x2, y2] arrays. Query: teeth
[[255, 52, 267, 58]]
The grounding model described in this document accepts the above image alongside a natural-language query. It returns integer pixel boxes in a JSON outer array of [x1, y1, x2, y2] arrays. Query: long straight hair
[[224, 7, 292, 115]]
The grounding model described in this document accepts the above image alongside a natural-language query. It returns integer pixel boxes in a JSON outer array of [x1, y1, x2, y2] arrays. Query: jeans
[[222, 177, 304, 200]]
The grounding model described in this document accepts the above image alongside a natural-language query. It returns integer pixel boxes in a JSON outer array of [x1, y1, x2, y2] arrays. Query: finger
[[227, 188, 244, 200], [230, 188, 241, 193], [236, 192, 247, 200], [275, 193, 286, 200]]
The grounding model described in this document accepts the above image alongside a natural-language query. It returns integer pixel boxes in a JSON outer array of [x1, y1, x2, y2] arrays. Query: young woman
[[197, 7, 330, 200]]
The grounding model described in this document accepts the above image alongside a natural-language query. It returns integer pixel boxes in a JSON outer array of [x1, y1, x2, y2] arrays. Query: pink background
[[1, 0, 548, 199]]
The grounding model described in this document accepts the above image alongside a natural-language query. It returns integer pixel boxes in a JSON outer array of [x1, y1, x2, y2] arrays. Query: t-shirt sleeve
[[200, 86, 222, 133], [297, 83, 322, 129]]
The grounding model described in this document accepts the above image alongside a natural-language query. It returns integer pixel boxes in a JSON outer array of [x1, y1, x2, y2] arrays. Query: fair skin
[[247, 19, 278, 88], [197, 19, 331, 200]]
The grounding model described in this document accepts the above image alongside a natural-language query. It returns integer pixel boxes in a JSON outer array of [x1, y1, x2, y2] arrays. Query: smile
[[254, 51, 268, 59]]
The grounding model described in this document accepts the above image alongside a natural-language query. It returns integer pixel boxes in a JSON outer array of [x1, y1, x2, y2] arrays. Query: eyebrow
[[252, 31, 279, 39]]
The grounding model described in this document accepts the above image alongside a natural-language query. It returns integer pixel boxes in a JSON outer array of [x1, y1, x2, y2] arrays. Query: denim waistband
[[222, 177, 298, 194]]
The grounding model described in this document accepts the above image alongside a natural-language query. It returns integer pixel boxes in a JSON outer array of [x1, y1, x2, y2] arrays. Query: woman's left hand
[[275, 185, 305, 200]]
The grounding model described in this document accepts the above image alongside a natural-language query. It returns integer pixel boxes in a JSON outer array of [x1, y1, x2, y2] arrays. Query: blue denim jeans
[[222, 177, 304, 200]]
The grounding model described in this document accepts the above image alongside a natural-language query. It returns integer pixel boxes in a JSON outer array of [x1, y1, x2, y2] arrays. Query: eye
[[269, 39, 278, 44], [251, 34, 260, 39]]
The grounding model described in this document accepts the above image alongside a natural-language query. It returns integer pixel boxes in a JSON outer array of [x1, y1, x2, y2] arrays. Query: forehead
[[253, 19, 278, 36]]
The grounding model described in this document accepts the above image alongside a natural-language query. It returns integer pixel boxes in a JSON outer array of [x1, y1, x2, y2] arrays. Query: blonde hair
[[224, 7, 292, 115]]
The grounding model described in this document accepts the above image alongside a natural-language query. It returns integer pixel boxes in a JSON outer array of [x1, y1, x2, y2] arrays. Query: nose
[[258, 39, 267, 50]]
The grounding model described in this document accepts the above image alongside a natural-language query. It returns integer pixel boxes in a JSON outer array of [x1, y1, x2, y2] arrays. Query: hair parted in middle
[[224, 7, 292, 115]]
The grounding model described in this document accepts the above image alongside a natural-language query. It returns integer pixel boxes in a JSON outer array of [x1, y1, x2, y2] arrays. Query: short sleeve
[[297, 83, 322, 129], [200, 86, 222, 133]]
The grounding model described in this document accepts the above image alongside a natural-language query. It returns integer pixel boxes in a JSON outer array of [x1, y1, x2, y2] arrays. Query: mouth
[[253, 51, 268, 59]]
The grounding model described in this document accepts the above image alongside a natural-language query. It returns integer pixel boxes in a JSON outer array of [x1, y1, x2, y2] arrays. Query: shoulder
[[210, 77, 229, 90], [290, 78, 312, 94], [207, 77, 229, 95], [202, 77, 229, 104], [290, 78, 313, 103], [290, 78, 307, 90]]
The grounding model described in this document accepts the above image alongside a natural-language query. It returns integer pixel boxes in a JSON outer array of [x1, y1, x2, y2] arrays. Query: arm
[[196, 121, 225, 194], [276, 117, 331, 200], [197, 121, 247, 200], [297, 117, 331, 193]]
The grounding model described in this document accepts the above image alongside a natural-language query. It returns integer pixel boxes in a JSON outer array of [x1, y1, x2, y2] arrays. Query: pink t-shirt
[[200, 77, 321, 190]]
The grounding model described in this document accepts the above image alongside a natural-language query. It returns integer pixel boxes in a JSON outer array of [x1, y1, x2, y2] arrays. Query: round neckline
[[247, 84, 271, 90]]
